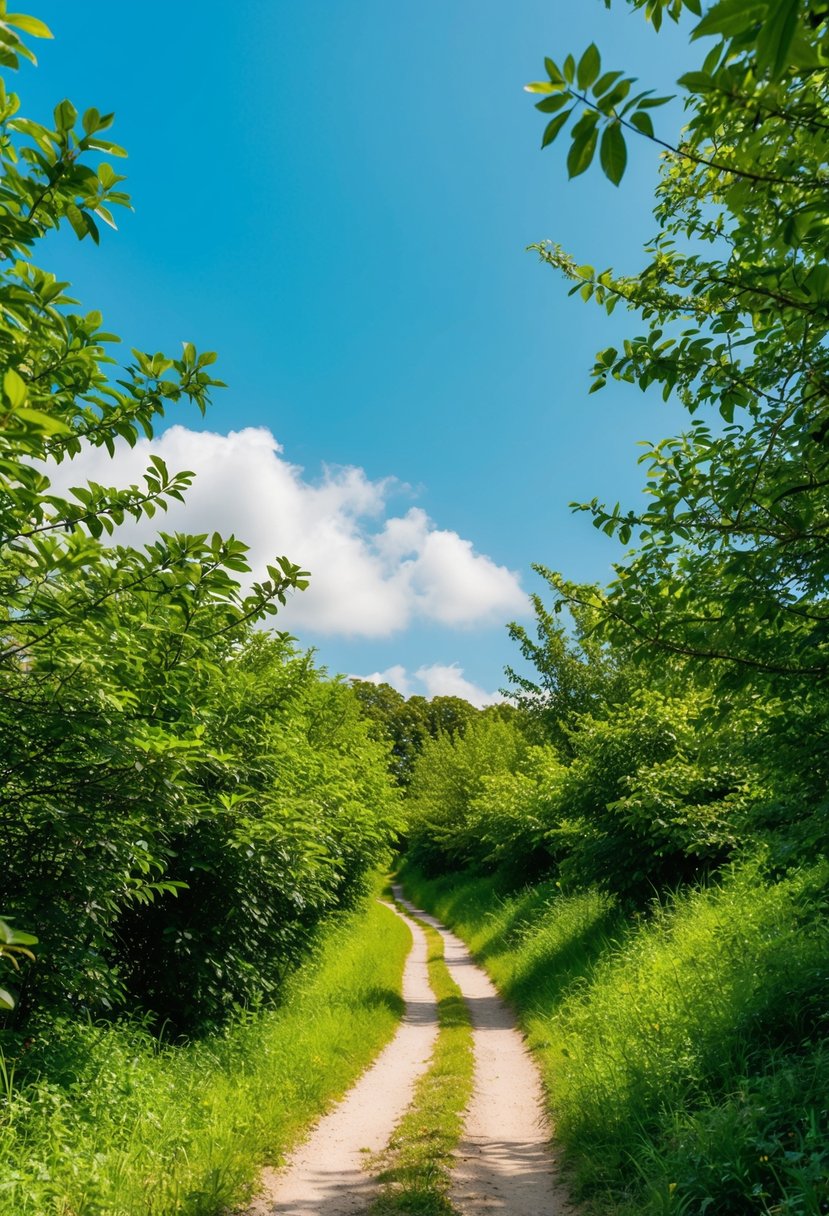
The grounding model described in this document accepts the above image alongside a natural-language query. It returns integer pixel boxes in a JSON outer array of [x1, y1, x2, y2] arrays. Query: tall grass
[[0, 898, 410, 1216], [401, 860, 829, 1215]]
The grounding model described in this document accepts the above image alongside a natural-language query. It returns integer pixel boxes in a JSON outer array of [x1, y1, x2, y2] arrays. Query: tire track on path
[[247, 901, 437, 1216], [393, 887, 572, 1216], [249, 892, 572, 1216]]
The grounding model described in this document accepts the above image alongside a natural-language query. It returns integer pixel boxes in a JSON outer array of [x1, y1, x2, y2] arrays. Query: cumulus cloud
[[43, 425, 527, 639], [358, 665, 414, 698], [414, 662, 504, 706], [356, 662, 504, 709]]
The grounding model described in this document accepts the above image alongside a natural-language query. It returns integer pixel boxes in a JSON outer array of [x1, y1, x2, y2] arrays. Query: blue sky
[[23, 1, 697, 703]]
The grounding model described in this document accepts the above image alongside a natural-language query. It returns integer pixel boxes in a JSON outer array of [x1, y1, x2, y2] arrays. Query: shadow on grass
[[357, 985, 406, 1019], [504, 910, 628, 1013]]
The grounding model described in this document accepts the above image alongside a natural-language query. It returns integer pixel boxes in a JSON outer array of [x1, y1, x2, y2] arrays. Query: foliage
[[463, 746, 566, 874], [406, 681, 753, 899], [113, 640, 402, 1030], [527, 2, 829, 695], [405, 715, 531, 873], [0, 9, 399, 1031], [351, 681, 480, 785], [0, 898, 410, 1216], [546, 688, 755, 897], [504, 565, 633, 752]]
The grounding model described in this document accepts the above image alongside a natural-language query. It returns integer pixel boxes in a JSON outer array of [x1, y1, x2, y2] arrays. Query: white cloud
[[357, 665, 414, 698], [355, 662, 503, 709], [42, 425, 527, 639], [415, 663, 504, 707]]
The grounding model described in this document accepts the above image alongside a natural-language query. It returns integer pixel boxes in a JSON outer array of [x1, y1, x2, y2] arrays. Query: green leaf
[[65, 203, 87, 239], [677, 71, 715, 92], [0, 988, 14, 1011], [82, 106, 101, 134], [542, 110, 572, 148], [567, 122, 598, 178], [53, 98, 77, 132], [755, 0, 800, 78], [629, 110, 655, 138], [600, 121, 627, 185], [16, 407, 71, 434], [524, 81, 555, 94], [535, 93, 570, 114], [577, 43, 601, 90], [594, 70, 624, 98], [692, 0, 765, 40], [5, 12, 53, 37], [544, 57, 564, 84], [3, 368, 27, 408], [85, 137, 127, 157]]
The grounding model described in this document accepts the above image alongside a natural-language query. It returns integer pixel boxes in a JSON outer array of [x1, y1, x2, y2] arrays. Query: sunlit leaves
[[577, 42, 601, 90], [526, 45, 671, 184], [529, 0, 829, 685]]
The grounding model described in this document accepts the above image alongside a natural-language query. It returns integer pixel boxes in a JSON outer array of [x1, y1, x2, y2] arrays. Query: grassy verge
[[367, 908, 474, 1216], [0, 896, 411, 1216], [400, 859, 829, 1216]]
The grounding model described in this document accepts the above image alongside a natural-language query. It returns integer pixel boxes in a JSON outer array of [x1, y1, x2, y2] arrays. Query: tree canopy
[[526, 0, 829, 692]]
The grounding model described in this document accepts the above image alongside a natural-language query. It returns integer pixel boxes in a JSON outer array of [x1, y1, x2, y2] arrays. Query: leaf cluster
[[526, 2, 829, 695]]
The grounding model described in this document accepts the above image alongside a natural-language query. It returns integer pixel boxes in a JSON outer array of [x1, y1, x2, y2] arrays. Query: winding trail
[[247, 901, 437, 1216], [394, 888, 571, 1216], [248, 892, 572, 1216]]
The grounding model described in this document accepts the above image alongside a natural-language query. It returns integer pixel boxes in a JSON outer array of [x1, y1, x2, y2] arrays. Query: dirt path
[[249, 892, 571, 1216], [393, 888, 571, 1216], [247, 902, 437, 1216]]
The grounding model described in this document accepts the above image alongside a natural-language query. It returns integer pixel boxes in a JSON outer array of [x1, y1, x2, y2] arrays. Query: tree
[[526, 0, 829, 692], [406, 715, 530, 871], [351, 681, 479, 784], [0, 8, 412, 1029], [504, 566, 632, 753]]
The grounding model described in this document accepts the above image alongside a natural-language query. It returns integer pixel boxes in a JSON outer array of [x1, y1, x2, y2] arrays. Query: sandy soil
[[247, 892, 572, 1216]]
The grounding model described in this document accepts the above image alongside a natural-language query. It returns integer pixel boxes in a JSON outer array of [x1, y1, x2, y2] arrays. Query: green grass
[[0, 896, 411, 1216], [400, 859, 829, 1216], [368, 908, 474, 1216]]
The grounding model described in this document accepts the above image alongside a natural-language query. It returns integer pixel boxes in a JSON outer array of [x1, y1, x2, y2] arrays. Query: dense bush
[[405, 687, 754, 899], [0, 16, 400, 1032], [116, 639, 401, 1029], [547, 690, 754, 898], [405, 714, 531, 872]]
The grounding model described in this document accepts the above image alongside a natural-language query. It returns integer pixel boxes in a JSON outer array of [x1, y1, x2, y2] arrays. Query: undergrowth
[[0, 897, 410, 1216], [368, 902, 473, 1216], [400, 858, 829, 1216]]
